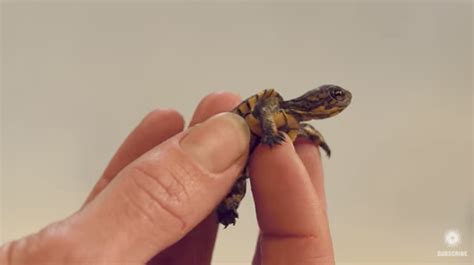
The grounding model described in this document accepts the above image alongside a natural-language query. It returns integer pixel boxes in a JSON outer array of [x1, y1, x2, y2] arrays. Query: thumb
[[83, 112, 250, 262], [33, 112, 249, 264]]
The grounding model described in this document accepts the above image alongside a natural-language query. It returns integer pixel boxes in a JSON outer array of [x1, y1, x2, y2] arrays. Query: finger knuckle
[[127, 163, 190, 229]]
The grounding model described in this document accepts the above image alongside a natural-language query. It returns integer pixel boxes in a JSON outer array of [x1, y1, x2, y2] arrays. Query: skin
[[0, 92, 335, 265]]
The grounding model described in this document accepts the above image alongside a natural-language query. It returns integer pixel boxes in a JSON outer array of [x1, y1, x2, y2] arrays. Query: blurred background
[[1, 1, 472, 264]]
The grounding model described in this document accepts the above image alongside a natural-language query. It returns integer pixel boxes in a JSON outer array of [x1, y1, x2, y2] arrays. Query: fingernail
[[180, 112, 250, 173]]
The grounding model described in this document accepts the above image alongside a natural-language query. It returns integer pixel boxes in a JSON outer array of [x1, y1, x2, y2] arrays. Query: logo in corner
[[437, 228, 468, 257], [444, 229, 461, 248]]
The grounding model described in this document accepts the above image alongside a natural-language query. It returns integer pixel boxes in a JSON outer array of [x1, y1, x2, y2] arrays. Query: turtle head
[[282, 84, 352, 120]]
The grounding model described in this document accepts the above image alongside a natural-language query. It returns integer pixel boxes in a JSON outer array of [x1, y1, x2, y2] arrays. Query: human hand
[[150, 92, 335, 265], [0, 92, 334, 265]]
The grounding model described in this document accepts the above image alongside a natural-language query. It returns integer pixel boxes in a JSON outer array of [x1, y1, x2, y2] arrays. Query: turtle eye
[[330, 88, 345, 100]]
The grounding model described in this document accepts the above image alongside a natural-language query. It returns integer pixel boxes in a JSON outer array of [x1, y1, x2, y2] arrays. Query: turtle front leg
[[294, 123, 331, 157], [253, 97, 285, 147]]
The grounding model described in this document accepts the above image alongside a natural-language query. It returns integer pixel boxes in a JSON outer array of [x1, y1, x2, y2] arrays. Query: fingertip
[[210, 90, 242, 99], [190, 91, 242, 125], [141, 108, 185, 134], [205, 91, 242, 106], [181, 112, 250, 173]]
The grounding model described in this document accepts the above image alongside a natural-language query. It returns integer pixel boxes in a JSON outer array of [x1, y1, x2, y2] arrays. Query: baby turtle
[[216, 84, 352, 227]]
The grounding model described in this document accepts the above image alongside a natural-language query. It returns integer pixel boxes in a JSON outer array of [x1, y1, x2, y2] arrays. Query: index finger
[[250, 136, 334, 265]]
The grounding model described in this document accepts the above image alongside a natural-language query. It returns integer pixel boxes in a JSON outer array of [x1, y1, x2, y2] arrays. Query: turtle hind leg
[[296, 123, 331, 157], [216, 173, 247, 227], [217, 208, 239, 228]]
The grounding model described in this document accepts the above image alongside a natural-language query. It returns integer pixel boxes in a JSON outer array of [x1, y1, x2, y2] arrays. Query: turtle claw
[[261, 131, 286, 147], [218, 209, 239, 228], [320, 142, 331, 158]]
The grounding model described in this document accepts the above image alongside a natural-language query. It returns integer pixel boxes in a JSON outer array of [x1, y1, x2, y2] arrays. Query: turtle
[[216, 84, 352, 228]]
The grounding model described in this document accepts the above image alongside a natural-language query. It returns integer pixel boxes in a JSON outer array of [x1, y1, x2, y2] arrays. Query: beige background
[[1, 1, 472, 264]]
